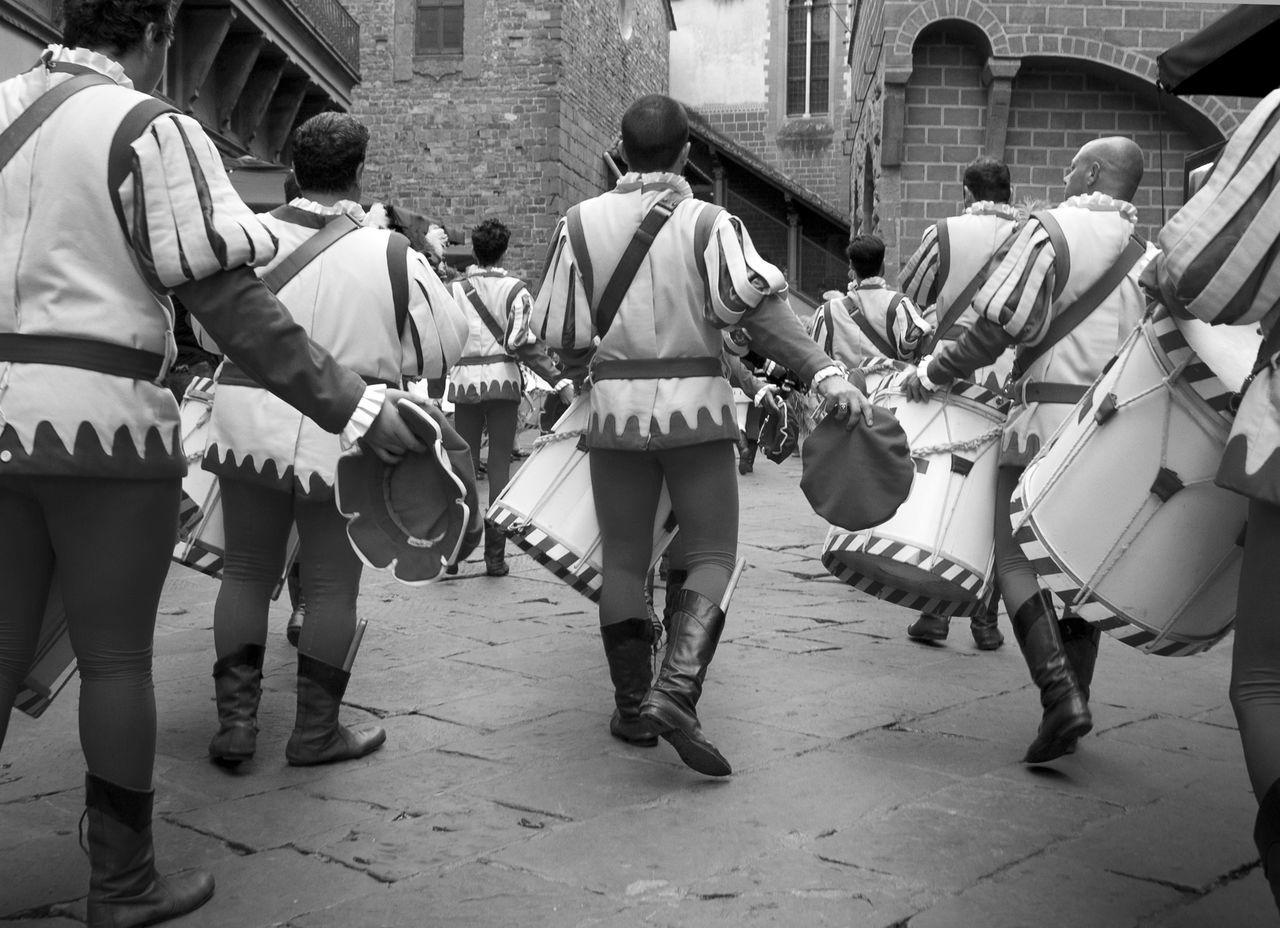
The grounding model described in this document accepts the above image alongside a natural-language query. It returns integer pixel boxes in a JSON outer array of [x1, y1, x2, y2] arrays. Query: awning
[[1158, 4, 1280, 97]]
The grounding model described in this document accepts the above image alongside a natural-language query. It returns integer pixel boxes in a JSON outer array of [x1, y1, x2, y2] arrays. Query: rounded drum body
[[822, 367, 1006, 616], [488, 394, 679, 601], [1010, 310, 1252, 656]]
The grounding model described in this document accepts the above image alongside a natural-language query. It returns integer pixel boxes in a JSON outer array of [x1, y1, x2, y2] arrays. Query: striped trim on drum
[[172, 542, 224, 581], [820, 531, 989, 618], [490, 508, 602, 602], [1150, 308, 1238, 423], [1009, 484, 1227, 657]]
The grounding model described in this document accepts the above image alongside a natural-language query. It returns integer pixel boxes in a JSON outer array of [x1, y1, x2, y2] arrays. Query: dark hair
[[61, 0, 174, 52], [963, 156, 1011, 203], [620, 94, 689, 172], [471, 218, 510, 266], [291, 112, 369, 194], [846, 234, 885, 279]]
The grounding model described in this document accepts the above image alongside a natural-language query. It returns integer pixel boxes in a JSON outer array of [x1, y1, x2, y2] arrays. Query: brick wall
[[346, 0, 668, 283]]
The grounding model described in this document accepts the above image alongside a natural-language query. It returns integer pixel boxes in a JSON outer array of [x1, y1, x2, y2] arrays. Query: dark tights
[[454, 399, 520, 503], [591, 441, 738, 626], [1231, 498, 1280, 799], [0, 476, 179, 790]]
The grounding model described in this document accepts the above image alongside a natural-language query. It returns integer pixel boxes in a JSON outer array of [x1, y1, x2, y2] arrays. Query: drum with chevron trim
[[488, 394, 679, 601], [1010, 308, 1254, 656], [822, 366, 1006, 617]]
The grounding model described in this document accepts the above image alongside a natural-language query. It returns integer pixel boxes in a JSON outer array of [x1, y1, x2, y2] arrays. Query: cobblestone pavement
[[1, 449, 1270, 927]]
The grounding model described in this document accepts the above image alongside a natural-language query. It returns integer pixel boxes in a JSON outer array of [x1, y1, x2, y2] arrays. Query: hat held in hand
[[800, 406, 914, 532], [336, 399, 483, 585]]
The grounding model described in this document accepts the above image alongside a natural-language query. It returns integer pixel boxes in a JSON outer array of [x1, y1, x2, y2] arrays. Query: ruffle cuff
[[341, 385, 387, 450]]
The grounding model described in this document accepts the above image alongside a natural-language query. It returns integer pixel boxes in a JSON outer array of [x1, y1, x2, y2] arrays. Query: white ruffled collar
[[466, 265, 507, 276], [965, 201, 1021, 221], [615, 172, 693, 199], [853, 277, 888, 290], [289, 196, 366, 223], [1061, 192, 1138, 224], [42, 45, 131, 88]]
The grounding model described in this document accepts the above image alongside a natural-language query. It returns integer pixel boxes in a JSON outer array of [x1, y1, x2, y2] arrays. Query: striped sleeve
[[504, 282, 537, 351], [531, 218, 593, 350], [970, 219, 1057, 345], [122, 113, 278, 289], [401, 248, 469, 378], [890, 294, 932, 362], [899, 224, 941, 310], [705, 213, 788, 327]]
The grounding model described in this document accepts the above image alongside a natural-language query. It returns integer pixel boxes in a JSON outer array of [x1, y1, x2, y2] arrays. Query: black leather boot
[[1011, 590, 1092, 764], [738, 439, 757, 475], [483, 519, 508, 577], [639, 588, 732, 777], [1059, 616, 1100, 700], [662, 568, 688, 631], [285, 654, 386, 766], [208, 643, 265, 767], [84, 773, 215, 928], [907, 613, 950, 641], [601, 619, 658, 747], [1255, 780, 1280, 915], [970, 593, 1004, 651]]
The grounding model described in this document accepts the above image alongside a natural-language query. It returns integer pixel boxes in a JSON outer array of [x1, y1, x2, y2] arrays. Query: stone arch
[[888, 0, 1011, 76], [1009, 33, 1239, 139]]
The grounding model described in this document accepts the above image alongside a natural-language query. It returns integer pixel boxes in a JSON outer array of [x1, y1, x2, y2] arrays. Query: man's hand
[[901, 364, 933, 402], [557, 383, 576, 407], [362, 389, 431, 464], [759, 385, 782, 418], [816, 375, 873, 429]]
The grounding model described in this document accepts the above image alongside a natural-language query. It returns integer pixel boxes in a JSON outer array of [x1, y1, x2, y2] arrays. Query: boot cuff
[[85, 772, 153, 832], [1256, 780, 1280, 865], [1058, 616, 1098, 642], [601, 618, 654, 649], [212, 643, 266, 677], [297, 653, 350, 697]]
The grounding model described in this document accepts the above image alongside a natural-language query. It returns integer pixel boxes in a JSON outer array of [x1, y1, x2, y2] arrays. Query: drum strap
[[926, 220, 995, 352], [262, 214, 361, 294], [1013, 233, 1147, 380], [461, 280, 509, 347], [844, 293, 901, 359], [0, 69, 113, 174], [566, 189, 684, 338], [1022, 382, 1088, 405]]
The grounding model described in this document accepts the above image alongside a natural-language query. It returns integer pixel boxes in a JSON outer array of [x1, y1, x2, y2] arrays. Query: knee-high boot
[[84, 773, 214, 928], [208, 643, 265, 766], [662, 568, 688, 631], [970, 589, 1005, 651], [484, 519, 508, 577], [285, 653, 386, 766], [601, 619, 658, 746], [1255, 780, 1280, 914], [1059, 616, 1100, 701], [639, 588, 732, 777], [1011, 590, 1092, 764]]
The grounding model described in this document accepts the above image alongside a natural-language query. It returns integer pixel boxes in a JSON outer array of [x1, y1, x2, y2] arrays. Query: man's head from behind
[[292, 113, 370, 198], [62, 0, 174, 91], [471, 218, 510, 267], [963, 157, 1011, 205], [846, 234, 886, 281], [620, 94, 690, 173], [1063, 137, 1144, 203]]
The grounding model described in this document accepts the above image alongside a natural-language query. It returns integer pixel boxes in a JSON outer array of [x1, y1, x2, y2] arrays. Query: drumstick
[[718, 557, 748, 614], [341, 618, 369, 673]]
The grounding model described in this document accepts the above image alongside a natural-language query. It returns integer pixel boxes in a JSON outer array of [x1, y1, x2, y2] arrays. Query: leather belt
[[592, 357, 722, 381], [0, 333, 165, 381], [454, 354, 511, 367]]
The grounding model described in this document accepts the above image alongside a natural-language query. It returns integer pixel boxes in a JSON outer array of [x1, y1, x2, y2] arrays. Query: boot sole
[[1024, 718, 1093, 765], [640, 703, 732, 777]]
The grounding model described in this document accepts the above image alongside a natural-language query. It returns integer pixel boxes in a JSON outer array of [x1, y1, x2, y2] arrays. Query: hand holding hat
[[814, 374, 874, 429], [800, 404, 914, 532]]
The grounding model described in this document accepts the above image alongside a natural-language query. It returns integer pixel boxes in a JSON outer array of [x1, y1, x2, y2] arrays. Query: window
[[416, 0, 463, 55], [786, 0, 830, 117]]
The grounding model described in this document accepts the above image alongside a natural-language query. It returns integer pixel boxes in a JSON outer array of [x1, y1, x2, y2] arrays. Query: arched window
[[786, 0, 831, 117]]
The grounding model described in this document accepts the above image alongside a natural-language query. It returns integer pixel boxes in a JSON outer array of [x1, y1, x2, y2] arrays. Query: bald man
[[904, 137, 1157, 765]]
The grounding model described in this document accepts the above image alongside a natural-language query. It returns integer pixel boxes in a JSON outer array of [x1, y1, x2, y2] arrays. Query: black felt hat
[[800, 406, 914, 532]]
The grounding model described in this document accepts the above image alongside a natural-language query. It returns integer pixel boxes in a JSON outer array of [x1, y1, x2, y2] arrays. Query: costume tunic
[[448, 267, 563, 404], [0, 47, 375, 479], [809, 278, 930, 368], [900, 202, 1022, 391], [926, 193, 1156, 466], [531, 173, 833, 450], [201, 199, 468, 498]]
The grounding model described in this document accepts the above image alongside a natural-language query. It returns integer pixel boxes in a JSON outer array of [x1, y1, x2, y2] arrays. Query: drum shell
[[488, 395, 677, 601], [732, 387, 749, 431], [1012, 316, 1247, 655], [822, 368, 1005, 616]]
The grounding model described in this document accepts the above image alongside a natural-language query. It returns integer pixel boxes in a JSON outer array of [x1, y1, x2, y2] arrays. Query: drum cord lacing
[[532, 428, 588, 448], [910, 427, 1003, 458]]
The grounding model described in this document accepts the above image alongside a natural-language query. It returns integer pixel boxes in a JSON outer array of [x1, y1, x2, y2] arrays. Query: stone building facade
[[344, 0, 673, 280], [847, 0, 1245, 270]]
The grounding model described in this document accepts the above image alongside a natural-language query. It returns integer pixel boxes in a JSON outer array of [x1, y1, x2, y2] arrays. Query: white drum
[[822, 366, 1007, 616], [172, 377, 296, 591], [731, 387, 749, 431], [488, 394, 678, 601], [1010, 309, 1254, 656]]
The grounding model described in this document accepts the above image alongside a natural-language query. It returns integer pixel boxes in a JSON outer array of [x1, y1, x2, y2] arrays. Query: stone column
[[981, 57, 1022, 161]]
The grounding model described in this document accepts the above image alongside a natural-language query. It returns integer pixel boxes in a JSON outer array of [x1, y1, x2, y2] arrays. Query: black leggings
[[0, 475, 179, 790], [454, 399, 520, 504], [590, 441, 739, 626], [1231, 498, 1280, 799]]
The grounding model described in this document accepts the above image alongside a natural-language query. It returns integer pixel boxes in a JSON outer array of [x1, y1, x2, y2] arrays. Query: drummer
[[903, 136, 1156, 764], [810, 234, 931, 376], [532, 93, 870, 777], [896, 156, 1023, 651]]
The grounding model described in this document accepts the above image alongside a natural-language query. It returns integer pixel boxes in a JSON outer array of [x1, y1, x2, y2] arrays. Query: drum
[[488, 394, 678, 601], [172, 377, 297, 592], [822, 365, 1006, 616], [1010, 309, 1254, 656], [732, 387, 749, 431]]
